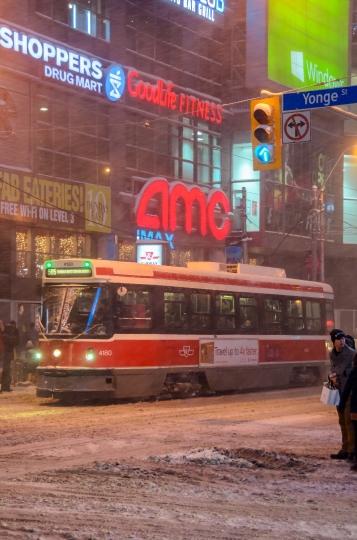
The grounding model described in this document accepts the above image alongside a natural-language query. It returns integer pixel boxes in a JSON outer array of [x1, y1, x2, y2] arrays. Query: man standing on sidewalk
[[1, 321, 19, 393], [329, 329, 355, 460]]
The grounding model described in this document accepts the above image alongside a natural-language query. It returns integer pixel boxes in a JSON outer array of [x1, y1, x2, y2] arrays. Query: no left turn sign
[[282, 111, 311, 144]]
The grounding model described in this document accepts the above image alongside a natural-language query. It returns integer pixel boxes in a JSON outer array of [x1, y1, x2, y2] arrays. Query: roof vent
[[187, 262, 227, 272]]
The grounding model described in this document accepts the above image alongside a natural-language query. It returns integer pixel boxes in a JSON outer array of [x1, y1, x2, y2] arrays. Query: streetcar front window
[[42, 286, 111, 337]]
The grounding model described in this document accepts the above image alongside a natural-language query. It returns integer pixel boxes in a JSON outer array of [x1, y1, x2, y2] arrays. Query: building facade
[[0, 0, 356, 337]]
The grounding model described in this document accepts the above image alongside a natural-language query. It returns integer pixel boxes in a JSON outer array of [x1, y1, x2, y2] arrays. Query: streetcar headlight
[[35, 351, 42, 361], [86, 348, 95, 361], [53, 349, 61, 358]]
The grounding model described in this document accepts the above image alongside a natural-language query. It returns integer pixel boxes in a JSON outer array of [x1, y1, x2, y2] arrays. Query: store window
[[35, 0, 110, 41], [16, 228, 90, 278]]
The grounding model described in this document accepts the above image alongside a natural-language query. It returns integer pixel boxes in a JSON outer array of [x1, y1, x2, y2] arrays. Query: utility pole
[[241, 187, 248, 264], [319, 188, 325, 282], [311, 184, 318, 281]]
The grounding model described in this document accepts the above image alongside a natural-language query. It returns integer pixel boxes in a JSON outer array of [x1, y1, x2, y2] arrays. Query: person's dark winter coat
[[330, 344, 355, 394], [338, 368, 357, 415]]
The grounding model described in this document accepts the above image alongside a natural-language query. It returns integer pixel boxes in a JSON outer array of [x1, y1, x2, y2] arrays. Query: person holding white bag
[[338, 353, 357, 471], [329, 329, 355, 461]]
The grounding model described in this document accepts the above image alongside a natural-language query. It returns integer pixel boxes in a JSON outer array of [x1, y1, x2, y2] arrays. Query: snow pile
[[150, 447, 254, 468]]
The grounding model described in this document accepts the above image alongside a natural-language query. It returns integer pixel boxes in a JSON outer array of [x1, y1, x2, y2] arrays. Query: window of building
[[36, 92, 110, 185], [16, 228, 90, 278], [35, 0, 110, 41]]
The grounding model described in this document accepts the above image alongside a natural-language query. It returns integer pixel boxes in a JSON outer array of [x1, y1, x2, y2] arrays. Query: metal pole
[[319, 188, 325, 282], [241, 187, 248, 264], [311, 185, 318, 281]]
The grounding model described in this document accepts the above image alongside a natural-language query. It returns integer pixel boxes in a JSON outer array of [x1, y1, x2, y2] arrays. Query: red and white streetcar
[[37, 258, 334, 400]]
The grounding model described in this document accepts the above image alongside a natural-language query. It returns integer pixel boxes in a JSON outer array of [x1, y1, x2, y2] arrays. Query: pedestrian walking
[[338, 353, 357, 470], [329, 329, 355, 460], [1, 321, 19, 392]]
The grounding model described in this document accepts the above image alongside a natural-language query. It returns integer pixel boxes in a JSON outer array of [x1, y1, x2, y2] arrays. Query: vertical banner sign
[[84, 185, 111, 233]]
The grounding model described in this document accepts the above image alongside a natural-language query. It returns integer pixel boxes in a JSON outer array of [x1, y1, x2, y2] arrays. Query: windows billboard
[[268, 0, 349, 90]]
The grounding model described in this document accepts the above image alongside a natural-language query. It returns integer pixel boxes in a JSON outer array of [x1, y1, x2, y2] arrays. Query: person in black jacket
[[1, 321, 19, 392], [329, 329, 355, 460], [338, 352, 357, 471]]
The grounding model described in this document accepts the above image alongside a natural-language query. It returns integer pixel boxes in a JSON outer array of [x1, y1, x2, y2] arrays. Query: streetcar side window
[[264, 298, 282, 334], [116, 289, 151, 329], [239, 296, 258, 333], [164, 292, 188, 329], [287, 299, 303, 333], [215, 294, 235, 330], [191, 292, 211, 330], [305, 300, 322, 333]]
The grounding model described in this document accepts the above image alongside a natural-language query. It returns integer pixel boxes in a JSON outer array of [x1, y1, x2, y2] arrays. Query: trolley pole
[[241, 187, 248, 264], [311, 184, 318, 282], [319, 188, 325, 282]]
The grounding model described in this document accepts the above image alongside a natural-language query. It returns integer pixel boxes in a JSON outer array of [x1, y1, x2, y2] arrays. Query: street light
[[311, 144, 357, 282]]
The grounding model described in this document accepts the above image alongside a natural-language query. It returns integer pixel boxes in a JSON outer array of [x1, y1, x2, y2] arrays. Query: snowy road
[[0, 387, 356, 539]]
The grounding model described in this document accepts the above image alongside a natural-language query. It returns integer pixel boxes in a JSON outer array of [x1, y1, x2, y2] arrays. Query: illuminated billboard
[[268, 0, 349, 90]]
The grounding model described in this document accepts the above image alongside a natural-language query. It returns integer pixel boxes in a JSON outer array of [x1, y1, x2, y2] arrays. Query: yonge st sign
[[135, 178, 231, 241]]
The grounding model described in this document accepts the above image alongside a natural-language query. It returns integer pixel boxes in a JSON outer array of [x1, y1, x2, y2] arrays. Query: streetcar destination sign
[[283, 85, 357, 112], [45, 268, 92, 278]]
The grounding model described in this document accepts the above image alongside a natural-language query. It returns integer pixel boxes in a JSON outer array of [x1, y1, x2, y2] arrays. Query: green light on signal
[[35, 352, 42, 360]]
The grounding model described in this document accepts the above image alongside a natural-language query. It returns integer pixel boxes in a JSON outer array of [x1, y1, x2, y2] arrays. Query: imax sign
[[0, 25, 125, 102]]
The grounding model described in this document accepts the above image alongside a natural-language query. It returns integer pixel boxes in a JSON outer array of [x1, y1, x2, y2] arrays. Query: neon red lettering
[[127, 70, 139, 97], [179, 94, 186, 112], [216, 106, 222, 124], [135, 178, 231, 240], [135, 178, 169, 231], [210, 103, 216, 123], [138, 82, 146, 99], [169, 183, 207, 235], [145, 84, 153, 102], [207, 190, 231, 240]]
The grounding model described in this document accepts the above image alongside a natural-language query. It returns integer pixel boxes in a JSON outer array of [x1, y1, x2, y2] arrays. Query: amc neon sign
[[135, 178, 231, 241], [128, 71, 222, 125]]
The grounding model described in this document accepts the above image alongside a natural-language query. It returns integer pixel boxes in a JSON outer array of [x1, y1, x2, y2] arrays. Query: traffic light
[[250, 96, 282, 171]]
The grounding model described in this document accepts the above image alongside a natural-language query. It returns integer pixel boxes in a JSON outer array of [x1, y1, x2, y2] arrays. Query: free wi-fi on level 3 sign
[[282, 111, 311, 144]]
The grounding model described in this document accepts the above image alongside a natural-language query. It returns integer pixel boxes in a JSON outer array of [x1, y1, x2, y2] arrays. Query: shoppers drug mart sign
[[0, 25, 125, 101]]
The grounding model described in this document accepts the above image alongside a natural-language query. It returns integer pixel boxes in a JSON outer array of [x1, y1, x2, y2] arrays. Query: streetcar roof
[[42, 259, 334, 298]]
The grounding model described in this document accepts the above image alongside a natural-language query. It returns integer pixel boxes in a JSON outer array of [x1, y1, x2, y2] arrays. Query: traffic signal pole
[[311, 185, 318, 281], [319, 188, 325, 283], [241, 187, 248, 264]]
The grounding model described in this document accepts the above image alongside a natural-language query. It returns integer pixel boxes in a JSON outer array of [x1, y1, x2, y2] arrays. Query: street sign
[[282, 85, 357, 112], [282, 111, 311, 143]]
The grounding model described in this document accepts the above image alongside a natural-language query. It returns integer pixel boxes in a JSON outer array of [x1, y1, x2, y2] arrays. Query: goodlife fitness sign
[[0, 25, 222, 124], [135, 177, 231, 241]]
